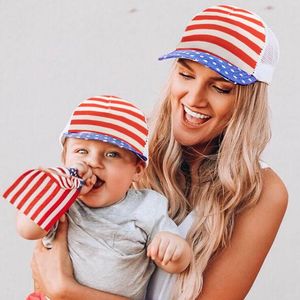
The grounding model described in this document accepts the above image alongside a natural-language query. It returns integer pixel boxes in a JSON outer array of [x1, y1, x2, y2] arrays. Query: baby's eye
[[105, 151, 119, 158], [77, 149, 88, 154]]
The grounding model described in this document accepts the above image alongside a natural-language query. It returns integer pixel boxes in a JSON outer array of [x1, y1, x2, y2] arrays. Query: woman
[[31, 4, 288, 300]]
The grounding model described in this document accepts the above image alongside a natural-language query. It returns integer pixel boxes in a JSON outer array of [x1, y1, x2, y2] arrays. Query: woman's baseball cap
[[159, 5, 279, 85], [60, 95, 149, 163]]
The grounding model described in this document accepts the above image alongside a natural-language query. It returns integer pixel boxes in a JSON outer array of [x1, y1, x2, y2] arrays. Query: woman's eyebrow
[[177, 59, 194, 71]]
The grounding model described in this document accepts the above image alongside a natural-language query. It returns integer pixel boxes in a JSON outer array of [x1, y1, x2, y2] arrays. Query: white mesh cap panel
[[253, 25, 280, 84]]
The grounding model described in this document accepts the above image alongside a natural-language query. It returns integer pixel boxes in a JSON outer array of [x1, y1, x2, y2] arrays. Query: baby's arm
[[147, 231, 192, 274], [16, 212, 47, 240]]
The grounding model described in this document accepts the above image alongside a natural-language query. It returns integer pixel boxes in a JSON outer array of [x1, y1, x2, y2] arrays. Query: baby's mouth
[[93, 176, 104, 189]]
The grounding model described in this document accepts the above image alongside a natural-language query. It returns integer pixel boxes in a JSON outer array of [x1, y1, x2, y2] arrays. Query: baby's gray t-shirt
[[44, 188, 178, 300]]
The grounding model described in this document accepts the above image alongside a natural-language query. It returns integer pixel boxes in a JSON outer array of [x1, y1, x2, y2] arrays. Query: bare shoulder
[[258, 167, 288, 217], [197, 168, 288, 300]]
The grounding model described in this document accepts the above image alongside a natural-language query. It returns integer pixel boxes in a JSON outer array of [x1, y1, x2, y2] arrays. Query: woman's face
[[170, 59, 237, 152]]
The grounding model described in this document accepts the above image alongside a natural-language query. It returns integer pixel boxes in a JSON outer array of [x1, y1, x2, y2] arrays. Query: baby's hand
[[67, 161, 97, 195], [147, 231, 188, 266]]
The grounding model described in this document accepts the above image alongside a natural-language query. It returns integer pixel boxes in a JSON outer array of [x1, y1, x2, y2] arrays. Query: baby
[[5, 95, 191, 300]]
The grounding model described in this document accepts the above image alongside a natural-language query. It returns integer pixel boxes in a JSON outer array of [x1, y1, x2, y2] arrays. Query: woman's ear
[[132, 161, 146, 182]]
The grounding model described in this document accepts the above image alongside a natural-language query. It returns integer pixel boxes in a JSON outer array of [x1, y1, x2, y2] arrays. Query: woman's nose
[[186, 83, 209, 108]]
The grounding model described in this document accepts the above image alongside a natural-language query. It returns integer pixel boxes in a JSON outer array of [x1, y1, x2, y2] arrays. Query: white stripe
[[177, 40, 256, 74], [75, 105, 147, 129], [70, 114, 147, 140], [25, 181, 58, 219], [68, 124, 145, 151], [8, 171, 44, 208], [33, 188, 65, 224], [206, 6, 261, 22], [84, 99, 145, 120], [85, 98, 141, 112], [199, 11, 265, 33], [41, 190, 77, 229], [188, 19, 265, 48], [182, 28, 261, 59], [48, 167, 69, 176]]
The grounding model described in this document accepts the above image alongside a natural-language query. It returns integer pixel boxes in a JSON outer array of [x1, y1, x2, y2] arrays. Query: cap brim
[[159, 50, 257, 86], [61, 132, 148, 162]]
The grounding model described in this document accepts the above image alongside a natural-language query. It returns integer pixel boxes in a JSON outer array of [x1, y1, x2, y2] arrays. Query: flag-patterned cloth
[[177, 5, 265, 75], [60, 95, 149, 162], [159, 4, 279, 85], [3, 167, 83, 231]]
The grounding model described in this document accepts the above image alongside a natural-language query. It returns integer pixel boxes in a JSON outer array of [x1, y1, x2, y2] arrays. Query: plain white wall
[[0, 1, 299, 299]]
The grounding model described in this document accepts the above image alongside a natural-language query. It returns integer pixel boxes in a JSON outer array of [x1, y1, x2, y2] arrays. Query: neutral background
[[0, 1, 298, 299]]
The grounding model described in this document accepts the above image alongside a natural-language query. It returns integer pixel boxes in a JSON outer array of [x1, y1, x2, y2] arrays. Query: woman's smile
[[183, 104, 211, 127]]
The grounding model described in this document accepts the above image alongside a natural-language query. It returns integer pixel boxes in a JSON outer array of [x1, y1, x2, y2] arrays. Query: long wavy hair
[[138, 62, 270, 299]]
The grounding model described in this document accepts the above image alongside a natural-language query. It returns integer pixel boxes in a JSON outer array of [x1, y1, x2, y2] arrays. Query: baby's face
[[63, 138, 144, 208]]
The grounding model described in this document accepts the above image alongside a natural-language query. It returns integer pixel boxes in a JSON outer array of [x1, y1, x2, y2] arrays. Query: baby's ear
[[132, 161, 146, 182], [60, 145, 67, 164]]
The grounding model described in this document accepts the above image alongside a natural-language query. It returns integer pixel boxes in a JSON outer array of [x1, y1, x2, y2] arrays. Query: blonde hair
[[138, 65, 270, 299]]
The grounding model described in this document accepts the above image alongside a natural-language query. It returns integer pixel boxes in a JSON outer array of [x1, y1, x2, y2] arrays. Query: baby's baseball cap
[[60, 95, 149, 163], [159, 5, 279, 85]]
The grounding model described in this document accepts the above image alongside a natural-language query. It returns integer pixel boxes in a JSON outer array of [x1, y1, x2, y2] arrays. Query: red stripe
[[49, 172, 71, 189], [78, 103, 146, 122], [23, 180, 55, 215], [203, 8, 264, 27], [180, 34, 257, 68], [31, 184, 61, 220], [7, 171, 41, 205], [87, 97, 137, 109], [3, 169, 36, 199], [69, 128, 145, 155], [37, 189, 78, 230], [70, 119, 146, 147], [186, 23, 262, 54], [43, 192, 78, 231], [73, 111, 148, 135], [56, 167, 69, 175], [16, 174, 49, 210], [192, 15, 265, 41]]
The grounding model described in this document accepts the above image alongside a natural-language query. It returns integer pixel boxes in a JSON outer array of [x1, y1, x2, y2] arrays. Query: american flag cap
[[159, 5, 279, 85], [60, 95, 149, 163]]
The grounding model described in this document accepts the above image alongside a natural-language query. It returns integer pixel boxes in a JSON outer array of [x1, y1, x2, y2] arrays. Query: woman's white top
[[146, 162, 269, 300], [146, 211, 196, 300]]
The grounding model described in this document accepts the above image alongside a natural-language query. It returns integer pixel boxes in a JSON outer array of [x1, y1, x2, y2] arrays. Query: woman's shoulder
[[197, 168, 288, 299], [259, 167, 288, 215]]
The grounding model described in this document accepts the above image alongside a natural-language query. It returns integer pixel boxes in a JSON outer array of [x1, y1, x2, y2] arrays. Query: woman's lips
[[183, 105, 211, 126]]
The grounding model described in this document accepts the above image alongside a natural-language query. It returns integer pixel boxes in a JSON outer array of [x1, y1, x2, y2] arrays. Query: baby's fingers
[[147, 236, 161, 260], [161, 243, 176, 265], [85, 174, 97, 187]]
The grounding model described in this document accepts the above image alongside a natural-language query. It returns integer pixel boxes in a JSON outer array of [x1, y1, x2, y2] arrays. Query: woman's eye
[[105, 151, 119, 158], [179, 72, 194, 80], [214, 86, 231, 94]]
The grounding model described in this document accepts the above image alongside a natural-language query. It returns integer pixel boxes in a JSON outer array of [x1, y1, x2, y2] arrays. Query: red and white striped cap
[[60, 95, 149, 162], [159, 5, 279, 85]]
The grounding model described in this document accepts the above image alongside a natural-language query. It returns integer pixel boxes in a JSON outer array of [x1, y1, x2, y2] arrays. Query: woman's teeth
[[184, 105, 210, 119]]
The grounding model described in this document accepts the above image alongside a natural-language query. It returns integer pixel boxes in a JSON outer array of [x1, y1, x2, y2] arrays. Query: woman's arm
[[197, 168, 288, 300], [31, 216, 129, 300], [16, 212, 47, 240]]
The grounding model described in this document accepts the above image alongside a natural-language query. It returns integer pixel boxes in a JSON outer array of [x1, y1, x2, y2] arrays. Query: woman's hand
[[31, 215, 75, 299]]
